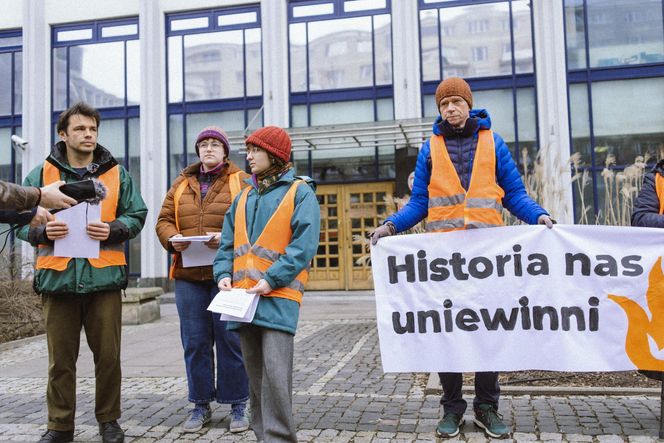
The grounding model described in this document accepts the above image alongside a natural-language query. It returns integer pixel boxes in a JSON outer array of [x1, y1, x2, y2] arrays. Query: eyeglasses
[[198, 141, 224, 151]]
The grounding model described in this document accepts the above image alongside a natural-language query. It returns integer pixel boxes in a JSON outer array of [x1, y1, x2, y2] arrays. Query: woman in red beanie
[[213, 125, 321, 443]]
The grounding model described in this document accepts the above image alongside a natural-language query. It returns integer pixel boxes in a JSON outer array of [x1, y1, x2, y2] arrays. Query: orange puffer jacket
[[156, 161, 249, 281]]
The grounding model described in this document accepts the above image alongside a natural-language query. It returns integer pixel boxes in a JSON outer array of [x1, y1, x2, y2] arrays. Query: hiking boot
[[98, 420, 124, 443], [182, 404, 211, 432], [435, 412, 464, 438], [229, 403, 249, 433], [37, 429, 74, 443], [473, 403, 510, 438]]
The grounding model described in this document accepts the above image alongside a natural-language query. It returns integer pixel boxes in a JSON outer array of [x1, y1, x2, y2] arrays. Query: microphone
[[51, 179, 108, 213]]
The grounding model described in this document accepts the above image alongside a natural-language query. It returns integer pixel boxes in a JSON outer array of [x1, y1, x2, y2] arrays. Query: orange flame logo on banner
[[608, 257, 664, 370]]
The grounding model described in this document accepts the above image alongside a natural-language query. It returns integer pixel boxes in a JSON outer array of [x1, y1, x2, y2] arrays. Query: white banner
[[371, 225, 664, 373]]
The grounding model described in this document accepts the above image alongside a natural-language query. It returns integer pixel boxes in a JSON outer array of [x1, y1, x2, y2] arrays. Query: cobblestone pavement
[[1, 297, 663, 442]]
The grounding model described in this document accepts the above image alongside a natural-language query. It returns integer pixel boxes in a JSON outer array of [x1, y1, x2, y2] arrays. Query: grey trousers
[[239, 325, 297, 443]]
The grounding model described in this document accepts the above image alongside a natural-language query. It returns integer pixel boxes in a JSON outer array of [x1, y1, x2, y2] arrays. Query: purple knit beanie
[[195, 126, 230, 157]]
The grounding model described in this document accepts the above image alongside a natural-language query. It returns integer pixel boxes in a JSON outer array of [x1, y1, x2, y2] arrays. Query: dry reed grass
[[0, 252, 42, 343]]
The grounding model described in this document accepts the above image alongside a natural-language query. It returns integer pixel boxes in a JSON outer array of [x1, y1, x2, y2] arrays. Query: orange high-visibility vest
[[232, 181, 308, 304], [168, 171, 243, 279], [656, 174, 664, 215], [36, 161, 125, 270], [426, 129, 505, 232]]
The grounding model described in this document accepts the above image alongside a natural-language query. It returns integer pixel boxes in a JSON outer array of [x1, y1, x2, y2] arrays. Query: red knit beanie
[[245, 126, 292, 163], [195, 126, 230, 157], [434, 77, 473, 109]]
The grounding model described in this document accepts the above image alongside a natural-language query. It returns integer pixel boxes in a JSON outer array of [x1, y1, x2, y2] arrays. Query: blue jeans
[[175, 279, 249, 404]]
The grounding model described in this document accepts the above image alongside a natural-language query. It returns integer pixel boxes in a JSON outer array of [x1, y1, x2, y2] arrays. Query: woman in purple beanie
[[156, 126, 250, 434]]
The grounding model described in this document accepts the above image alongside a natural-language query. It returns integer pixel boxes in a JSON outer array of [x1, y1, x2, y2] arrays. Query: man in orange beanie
[[213, 126, 320, 443], [370, 77, 554, 439]]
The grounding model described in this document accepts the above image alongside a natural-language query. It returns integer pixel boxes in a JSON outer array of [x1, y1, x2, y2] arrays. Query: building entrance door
[[307, 182, 394, 291]]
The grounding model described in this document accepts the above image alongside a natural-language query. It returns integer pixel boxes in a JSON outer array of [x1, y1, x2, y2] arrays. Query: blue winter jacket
[[386, 109, 548, 232], [632, 160, 664, 228], [213, 169, 321, 335]]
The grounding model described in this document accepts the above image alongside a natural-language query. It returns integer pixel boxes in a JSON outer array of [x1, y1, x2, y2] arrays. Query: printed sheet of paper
[[219, 294, 259, 323], [53, 202, 101, 259], [208, 288, 259, 323], [168, 235, 216, 267]]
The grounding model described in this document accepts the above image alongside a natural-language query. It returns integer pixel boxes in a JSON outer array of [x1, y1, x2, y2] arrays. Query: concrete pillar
[[391, 0, 421, 120], [260, 0, 289, 127], [21, 0, 50, 173], [21, 0, 50, 266], [532, 0, 574, 223], [138, 1, 169, 285]]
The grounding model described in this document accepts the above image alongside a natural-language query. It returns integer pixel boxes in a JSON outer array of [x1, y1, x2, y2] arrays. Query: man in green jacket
[[17, 102, 147, 443]]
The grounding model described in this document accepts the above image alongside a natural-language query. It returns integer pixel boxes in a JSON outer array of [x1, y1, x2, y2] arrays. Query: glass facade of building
[[0, 0, 661, 282], [166, 5, 263, 183], [564, 0, 664, 223], [288, 0, 395, 183], [0, 31, 22, 188], [0, 30, 22, 260], [419, 0, 538, 165]]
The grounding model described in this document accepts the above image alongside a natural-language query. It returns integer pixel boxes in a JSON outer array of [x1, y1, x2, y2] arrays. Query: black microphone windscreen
[[58, 179, 107, 205]]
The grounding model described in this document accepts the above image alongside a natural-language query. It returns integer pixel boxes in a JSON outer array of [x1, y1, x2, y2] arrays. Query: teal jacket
[[213, 169, 320, 335], [17, 142, 147, 295]]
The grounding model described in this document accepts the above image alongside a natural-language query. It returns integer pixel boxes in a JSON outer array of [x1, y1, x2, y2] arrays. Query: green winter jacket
[[17, 142, 147, 295], [213, 169, 320, 335]]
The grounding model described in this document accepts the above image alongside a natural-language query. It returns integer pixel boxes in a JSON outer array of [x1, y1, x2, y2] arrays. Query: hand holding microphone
[[49, 178, 108, 214], [39, 180, 77, 209]]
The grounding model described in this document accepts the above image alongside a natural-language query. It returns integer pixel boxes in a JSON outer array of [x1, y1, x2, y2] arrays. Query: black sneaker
[[99, 420, 125, 443], [473, 403, 510, 438], [37, 429, 74, 443], [435, 412, 464, 438]]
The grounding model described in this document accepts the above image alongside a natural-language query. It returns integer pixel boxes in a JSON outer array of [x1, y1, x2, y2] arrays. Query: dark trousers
[[43, 290, 122, 431], [438, 372, 500, 415]]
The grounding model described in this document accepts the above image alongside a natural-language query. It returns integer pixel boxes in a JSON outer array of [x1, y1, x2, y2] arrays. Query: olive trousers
[[42, 290, 122, 431]]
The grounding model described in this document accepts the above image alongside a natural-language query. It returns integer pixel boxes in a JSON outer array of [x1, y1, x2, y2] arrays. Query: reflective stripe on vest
[[169, 170, 243, 279], [656, 174, 664, 215], [426, 129, 505, 232], [232, 181, 308, 304], [36, 162, 125, 270]]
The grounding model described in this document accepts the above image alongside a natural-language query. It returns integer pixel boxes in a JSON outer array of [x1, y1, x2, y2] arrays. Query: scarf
[[198, 161, 226, 199], [254, 162, 293, 194]]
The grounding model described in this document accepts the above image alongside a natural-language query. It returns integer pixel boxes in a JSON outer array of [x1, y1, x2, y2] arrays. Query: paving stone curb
[[425, 372, 662, 396]]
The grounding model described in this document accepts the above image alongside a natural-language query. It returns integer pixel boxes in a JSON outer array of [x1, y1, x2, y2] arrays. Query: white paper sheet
[[208, 288, 259, 323], [219, 294, 259, 323], [168, 235, 214, 242], [53, 202, 101, 259], [169, 235, 217, 267]]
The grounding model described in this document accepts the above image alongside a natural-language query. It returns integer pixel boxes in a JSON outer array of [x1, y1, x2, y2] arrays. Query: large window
[[419, 0, 538, 165], [166, 6, 263, 183], [288, 0, 394, 183], [52, 19, 141, 275], [0, 30, 22, 261], [564, 0, 664, 224], [289, 0, 393, 127], [0, 30, 22, 185]]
